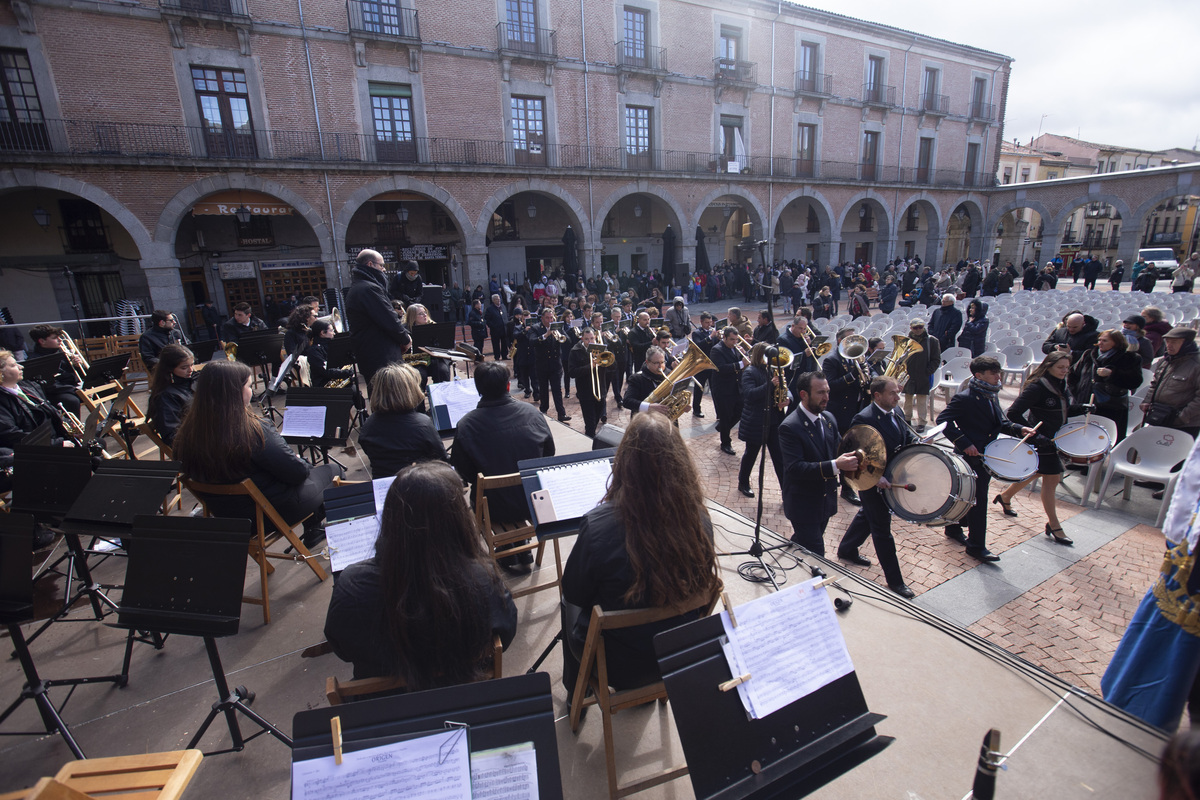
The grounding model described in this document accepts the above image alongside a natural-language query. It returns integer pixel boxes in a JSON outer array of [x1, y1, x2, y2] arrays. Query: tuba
[[883, 334, 924, 388], [644, 339, 718, 421]]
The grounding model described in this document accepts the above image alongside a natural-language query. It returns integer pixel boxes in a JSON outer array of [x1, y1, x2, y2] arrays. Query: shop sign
[[218, 261, 256, 280]]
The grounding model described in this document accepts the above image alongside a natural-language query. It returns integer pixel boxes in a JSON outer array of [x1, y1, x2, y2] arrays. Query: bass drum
[[883, 444, 977, 527]]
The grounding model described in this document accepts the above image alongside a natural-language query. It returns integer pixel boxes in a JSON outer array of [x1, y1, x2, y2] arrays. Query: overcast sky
[[797, 0, 1200, 153]]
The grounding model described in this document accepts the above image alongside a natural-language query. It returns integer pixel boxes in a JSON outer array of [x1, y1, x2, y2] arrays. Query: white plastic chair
[[935, 357, 974, 404], [1000, 345, 1036, 384], [1128, 400, 1145, 431], [1093, 426, 1195, 527], [941, 346, 972, 363]]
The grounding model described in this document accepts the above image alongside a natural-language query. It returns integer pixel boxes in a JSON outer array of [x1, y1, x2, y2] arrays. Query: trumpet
[[57, 402, 86, 440], [548, 325, 568, 344]]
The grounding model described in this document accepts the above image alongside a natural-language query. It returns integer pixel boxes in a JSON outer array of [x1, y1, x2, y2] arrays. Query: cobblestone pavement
[[462, 291, 1169, 702]]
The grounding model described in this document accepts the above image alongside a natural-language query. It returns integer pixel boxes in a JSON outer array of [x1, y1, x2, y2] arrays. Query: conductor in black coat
[[835, 376, 918, 598], [344, 249, 412, 385], [779, 371, 860, 556], [708, 328, 747, 454]]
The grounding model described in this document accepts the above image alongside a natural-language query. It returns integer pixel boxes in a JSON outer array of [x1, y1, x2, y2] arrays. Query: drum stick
[[1009, 421, 1042, 453], [1085, 393, 1094, 425], [987, 455, 1015, 464]]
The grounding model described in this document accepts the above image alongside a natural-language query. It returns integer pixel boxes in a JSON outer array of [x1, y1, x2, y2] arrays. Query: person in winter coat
[[928, 294, 963, 352], [1041, 312, 1100, 364], [878, 275, 899, 313], [1070, 330, 1143, 441], [1142, 306, 1172, 357], [736, 343, 786, 497], [957, 299, 989, 357], [901, 319, 941, 431]]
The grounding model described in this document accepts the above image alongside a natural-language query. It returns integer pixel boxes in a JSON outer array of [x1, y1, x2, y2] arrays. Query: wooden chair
[[182, 477, 328, 623], [136, 422, 183, 513], [111, 334, 147, 379], [76, 379, 145, 426], [569, 589, 720, 800], [0, 750, 202, 800], [325, 635, 504, 705], [474, 472, 562, 600]]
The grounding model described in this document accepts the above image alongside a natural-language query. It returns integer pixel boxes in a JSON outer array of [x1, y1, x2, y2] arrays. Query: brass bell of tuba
[[644, 339, 718, 421]]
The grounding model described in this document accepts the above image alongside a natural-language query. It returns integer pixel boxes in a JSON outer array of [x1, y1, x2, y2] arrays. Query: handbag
[[1145, 402, 1178, 428]]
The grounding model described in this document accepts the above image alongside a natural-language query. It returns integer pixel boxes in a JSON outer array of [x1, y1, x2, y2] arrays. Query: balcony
[[347, 1, 420, 43], [969, 101, 996, 122], [1151, 232, 1183, 245], [919, 92, 949, 115], [0, 117, 999, 189], [159, 0, 249, 21], [861, 83, 896, 108], [616, 42, 667, 73], [793, 71, 832, 97], [1084, 205, 1112, 218], [496, 22, 556, 60], [714, 57, 756, 85]]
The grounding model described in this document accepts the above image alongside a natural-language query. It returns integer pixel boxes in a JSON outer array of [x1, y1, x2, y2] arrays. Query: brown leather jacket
[[1147, 349, 1200, 428]]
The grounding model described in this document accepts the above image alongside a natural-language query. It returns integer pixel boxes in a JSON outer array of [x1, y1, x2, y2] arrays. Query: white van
[[1138, 248, 1179, 279]]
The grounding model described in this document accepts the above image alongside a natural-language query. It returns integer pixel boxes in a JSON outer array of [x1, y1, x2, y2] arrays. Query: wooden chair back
[[569, 588, 720, 800], [0, 750, 203, 800], [474, 472, 562, 600], [182, 476, 328, 623], [326, 635, 504, 705]]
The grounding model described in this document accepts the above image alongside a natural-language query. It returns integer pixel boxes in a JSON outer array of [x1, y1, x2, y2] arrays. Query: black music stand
[[654, 614, 892, 800], [82, 353, 132, 389], [322, 334, 368, 426], [17, 353, 63, 389], [280, 387, 354, 467], [292, 672, 563, 800], [24, 460, 180, 650], [0, 513, 132, 759], [116, 514, 293, 755], [190, 338, 219, 364], [412, 321, 457, 351]]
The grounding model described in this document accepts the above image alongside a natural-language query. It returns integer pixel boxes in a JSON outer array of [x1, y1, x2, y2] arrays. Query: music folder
[[412, 322, 457, 350], [519, 449, 615, 540], [427, 378, 481, 436]]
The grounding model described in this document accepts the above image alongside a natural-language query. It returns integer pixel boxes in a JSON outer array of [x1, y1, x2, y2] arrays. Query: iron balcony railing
[[347, 1, 420, 42], [159, 0, 249, 19], [793, 71, 832, 96], [919, 92, 949, 114], [714, 57, 756, 84], [862, 83, 896, 107], [969, 101, 996, 121], [616, 42, 667, 72], [496, 22, 557, 58], [0, 118, 1000, 189]]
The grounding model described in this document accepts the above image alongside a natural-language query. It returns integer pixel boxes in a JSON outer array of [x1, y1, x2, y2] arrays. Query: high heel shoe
[[992, 494, 1017, 517], [1045, 524, 1073, 545]]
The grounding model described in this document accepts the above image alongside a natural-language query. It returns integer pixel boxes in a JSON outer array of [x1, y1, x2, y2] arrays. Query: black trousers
[[838, 487, 904, 587], [609, 362, 625, 403], [788, 510, 830, 557], [738, 435, 783, 489], [578, 389, 603, 436], [536, 365, 566, 417], [562, 355, 572, 397], [945, 454, 991, 551], [692, 372, 708, 413], [715, 396, 743, 446], [489, 328, 508, 360]]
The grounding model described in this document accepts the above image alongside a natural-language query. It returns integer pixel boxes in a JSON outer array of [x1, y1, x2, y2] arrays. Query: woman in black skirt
[[994, 351, 1079, 544]]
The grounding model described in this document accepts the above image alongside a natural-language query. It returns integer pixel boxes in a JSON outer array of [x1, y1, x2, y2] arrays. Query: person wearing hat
[[1142, 327, 1200, 438], [1121, 315, 1155, 368], [1109, 260, 1125, 292], [388, 260, 425, 306], [900, 318, 940, 433], [664, 297, 692, 339]]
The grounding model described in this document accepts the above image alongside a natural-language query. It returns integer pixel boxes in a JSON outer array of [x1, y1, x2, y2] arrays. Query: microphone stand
[[62, 266, 86, 341]]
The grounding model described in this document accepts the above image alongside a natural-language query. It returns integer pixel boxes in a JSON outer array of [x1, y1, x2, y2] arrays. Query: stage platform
[[0, 418, 1166, 799]]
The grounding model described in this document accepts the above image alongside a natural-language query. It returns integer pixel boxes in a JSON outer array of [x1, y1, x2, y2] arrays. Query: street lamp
[[527, 200, 537, 218], [32, 206, 50, 229], [234, 205, 252, 225]]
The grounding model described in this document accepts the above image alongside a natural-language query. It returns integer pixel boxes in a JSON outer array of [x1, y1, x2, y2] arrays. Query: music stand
[[411, 322, 456, 351], [24, 460, 180, 649], [280, 387, 354, 467], [16, 353, 63, 389], [292, 672, 563, 800], [190, 338, 219, 364], [654, 613, 892, 800], [324, 332, 356, 368], [82, 353, 131, 389], [116, 514, 293, 755]]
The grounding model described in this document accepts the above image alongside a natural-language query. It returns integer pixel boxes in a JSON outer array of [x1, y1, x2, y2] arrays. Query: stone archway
[[475, 179, 589, 288], [895, 196, 942, 266], [771, 188, 835, 265], [593, 184, 687, 279], [837, 190, 892, 265], [942, 197, 986, 263]]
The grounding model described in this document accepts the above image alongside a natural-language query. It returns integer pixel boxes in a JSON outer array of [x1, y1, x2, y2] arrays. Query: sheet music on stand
[[322, 476, 396, 572], [719, 577, 854, 720], [280, 405, 327, 438], [429, 379, 482, 434], [519, 450, 615, 539]]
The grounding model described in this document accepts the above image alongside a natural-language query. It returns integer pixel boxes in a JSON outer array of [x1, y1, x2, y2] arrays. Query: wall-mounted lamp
[[858, 204, 867, 219], [32, 206, 50, 229], [396, 204, 410, 223], [997, 225, 1004, 236], [633, 203, 642, 218], [234, 205, 252, 225], [527, 200, 537, 218]]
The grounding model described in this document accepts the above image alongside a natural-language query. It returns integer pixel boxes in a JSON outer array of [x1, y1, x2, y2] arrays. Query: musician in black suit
[[835, 376, 919, 598], [622, 346, 669, 416], [937, 355, 1035, 562], [528, 309, 571, 422], [777, 315, 819, 377], [822, 328, 868, 506], [709, 327, 747, 455], [779, 371, 860, 556], [688, 313, 720, 418], [627, 312, 655, 371], [567, 328, 606, 437]]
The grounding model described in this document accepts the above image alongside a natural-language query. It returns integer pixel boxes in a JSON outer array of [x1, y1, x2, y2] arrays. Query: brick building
[[0, 0, 1011, 334]]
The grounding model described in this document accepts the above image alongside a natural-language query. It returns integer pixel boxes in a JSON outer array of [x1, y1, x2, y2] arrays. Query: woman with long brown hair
[[324, 461, 517, 685], [1071, 328, 1143, 441], [172, 359, 341, 547], [994, 351, 1079, 544], [560, 411, 722, 698], [146, 343, 194, 447]]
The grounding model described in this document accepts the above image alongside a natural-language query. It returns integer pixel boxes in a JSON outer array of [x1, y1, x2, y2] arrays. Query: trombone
[[588, 344, 615, 401], [60, 335, 89, 384], [800, 326, 833, 361]]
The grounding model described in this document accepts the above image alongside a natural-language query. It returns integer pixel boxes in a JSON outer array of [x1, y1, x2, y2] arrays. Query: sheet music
[[470, 743, 539, 800], [720, 578, 854, 719], [429, 379, 482, 429], [535, 460, 611, 521], [291, 727, 470, 800], [281, 405, 327, 438], [325, 515, 381, 572], [372, 476, 396, 524]]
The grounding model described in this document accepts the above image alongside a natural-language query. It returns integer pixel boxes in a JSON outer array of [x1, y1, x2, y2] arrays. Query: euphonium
[[314, 308, 343, 333], [883, 334, 923, 387], [224, 342, 238, 361], [839, 334, 871, 384], [644, 339, 718, 421]]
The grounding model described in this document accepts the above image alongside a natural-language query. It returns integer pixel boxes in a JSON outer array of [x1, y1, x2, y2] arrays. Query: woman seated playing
[[146, 343, 194, 448], [282, 305, 316, 359], [172, 359, 342, 548], [304, 319, 352, 387], [561, 411, 722, 696], [358, 364, 448, 480], [0, 348, 70, 447], [324, 461, 518, 685], [404, 303, 451, 383]]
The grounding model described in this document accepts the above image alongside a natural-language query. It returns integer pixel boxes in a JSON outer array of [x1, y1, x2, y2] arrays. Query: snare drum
[[1055, 421, 1112, 465], [883, 444, 977, 527], [983, 437, 1039, 482]]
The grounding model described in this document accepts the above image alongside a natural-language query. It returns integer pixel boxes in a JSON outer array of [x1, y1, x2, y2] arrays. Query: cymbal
[[839, 424, 887, 491]]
